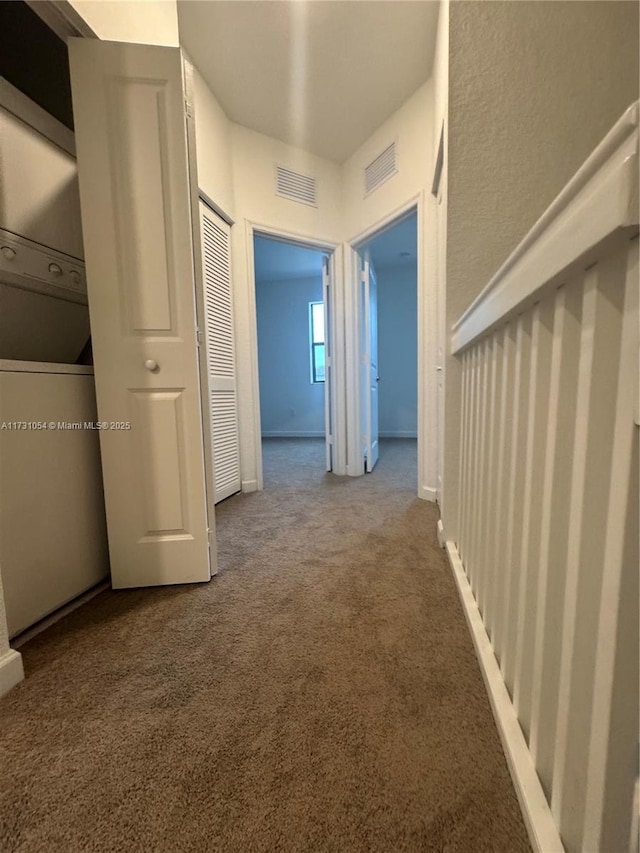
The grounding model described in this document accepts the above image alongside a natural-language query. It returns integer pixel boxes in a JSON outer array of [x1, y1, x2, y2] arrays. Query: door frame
[[347, 192, 437, 500], [244, 221, 345, 488]]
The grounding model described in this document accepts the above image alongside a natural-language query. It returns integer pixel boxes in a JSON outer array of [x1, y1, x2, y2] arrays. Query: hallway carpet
[[0, 439, 530, 852]]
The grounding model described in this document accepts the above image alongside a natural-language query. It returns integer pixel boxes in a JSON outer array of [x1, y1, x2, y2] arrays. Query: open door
[[361, 255, 379, 472], [322, 255, 334, 471], [68, 39, 215, 588]]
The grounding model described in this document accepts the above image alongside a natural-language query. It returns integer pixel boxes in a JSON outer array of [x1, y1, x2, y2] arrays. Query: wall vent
[[275, 165, 317, 207], [364, 141, 397, 195]]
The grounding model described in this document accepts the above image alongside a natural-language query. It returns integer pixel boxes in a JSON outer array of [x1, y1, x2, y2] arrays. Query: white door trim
[[198, 189, 234, 227], [183, 60, 219, 566], [243, 222, 344, 489], [343, 245, 363, 476], [347, 192, 437, 500]]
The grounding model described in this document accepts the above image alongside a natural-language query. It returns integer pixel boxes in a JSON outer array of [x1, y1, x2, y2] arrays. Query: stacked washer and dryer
[[0, 79, 109, 638]]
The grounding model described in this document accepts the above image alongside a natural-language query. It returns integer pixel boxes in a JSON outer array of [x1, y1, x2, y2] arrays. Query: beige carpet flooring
[[0, 438, 530, 852]]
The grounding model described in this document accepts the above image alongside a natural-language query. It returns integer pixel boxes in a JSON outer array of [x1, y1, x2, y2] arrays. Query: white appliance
[[0, 228, 90, 363], [1, 78, 89, 366], [0, 361, 109, 638], [0, 79, 110, 637]]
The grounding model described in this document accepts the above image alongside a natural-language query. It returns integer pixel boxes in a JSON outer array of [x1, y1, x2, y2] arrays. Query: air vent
[[275, 166, 317, 207], [364, 141, 397, 195]]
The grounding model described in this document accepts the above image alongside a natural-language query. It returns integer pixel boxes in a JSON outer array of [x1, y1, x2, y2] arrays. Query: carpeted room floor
[[0, 438, 530, 852]]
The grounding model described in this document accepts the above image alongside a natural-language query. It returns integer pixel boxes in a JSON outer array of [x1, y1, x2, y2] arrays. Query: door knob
[[144, 359, 158, 371]]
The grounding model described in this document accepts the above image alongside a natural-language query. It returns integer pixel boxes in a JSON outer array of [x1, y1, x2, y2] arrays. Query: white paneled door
[[361, 257, 379, 472], [199, 201, 241, 503], [68, 39, 215, 588], [322, 255, 334, 472]]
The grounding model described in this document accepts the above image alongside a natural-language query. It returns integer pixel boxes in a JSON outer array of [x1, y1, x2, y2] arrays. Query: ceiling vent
[[364, 141, 397, 195], [275, 165, 317, 207]]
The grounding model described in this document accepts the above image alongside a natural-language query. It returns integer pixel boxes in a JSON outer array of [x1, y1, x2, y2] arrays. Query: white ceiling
[[178, 1, 440, 164]]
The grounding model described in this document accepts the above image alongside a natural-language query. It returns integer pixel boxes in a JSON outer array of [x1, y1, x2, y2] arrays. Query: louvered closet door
[[199, 201, 241, 503]]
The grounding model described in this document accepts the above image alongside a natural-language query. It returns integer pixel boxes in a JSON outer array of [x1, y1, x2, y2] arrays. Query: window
[[309, 301, 325, 383]]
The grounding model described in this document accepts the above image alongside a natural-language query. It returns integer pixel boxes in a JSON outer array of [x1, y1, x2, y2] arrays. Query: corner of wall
[[0, 573, 24, 697], [191, 66, 235, 219]]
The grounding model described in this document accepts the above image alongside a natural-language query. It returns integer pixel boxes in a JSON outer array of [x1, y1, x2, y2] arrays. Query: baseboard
[[0, 648, 24, 697], [436, 519, 445, 548], [11, 580, 110, 649], [444, 540, 564, 853], [241, 479, 258, 493], [420, 484, 438, 503], [261, 431, 325, 438]]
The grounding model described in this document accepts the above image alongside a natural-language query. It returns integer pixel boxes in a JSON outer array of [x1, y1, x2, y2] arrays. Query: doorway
[[253, 233, 334, 486], [352, 209, 418, 481]]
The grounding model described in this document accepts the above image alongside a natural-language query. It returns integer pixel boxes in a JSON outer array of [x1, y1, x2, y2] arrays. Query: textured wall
[[447, 0, 639, 324], [442, 0, 640, 540], [432, 0, 449, 509], [341, 81, 432, 239]]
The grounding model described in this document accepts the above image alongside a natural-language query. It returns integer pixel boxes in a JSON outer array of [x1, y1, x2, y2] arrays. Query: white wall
[[67, 0, 179, 45], [189, 68, 438, 493], [441, 0, 640, 541], [377, 262, 417, 437], [342, 80, 437, 498], [256, 274, 325, 437], [230, 125, 343, 490], [231, 124, 344, 241], [341, 81, 432, 240]]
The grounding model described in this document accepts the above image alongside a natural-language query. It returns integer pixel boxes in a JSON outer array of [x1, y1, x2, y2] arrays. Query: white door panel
[[322, 256, 333, 471], [361, 257, 379, 472], [199, 201, 241, 503], [68, 39, 213, 588]]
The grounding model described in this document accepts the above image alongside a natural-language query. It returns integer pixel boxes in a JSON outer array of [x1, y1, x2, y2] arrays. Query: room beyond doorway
[[355, 209, 418, 475], [253, 234, 332, 486], [261, 436, 417, 492]]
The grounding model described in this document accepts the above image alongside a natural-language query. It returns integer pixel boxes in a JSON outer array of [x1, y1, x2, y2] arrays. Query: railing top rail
[[451, 101, 639, 355]]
